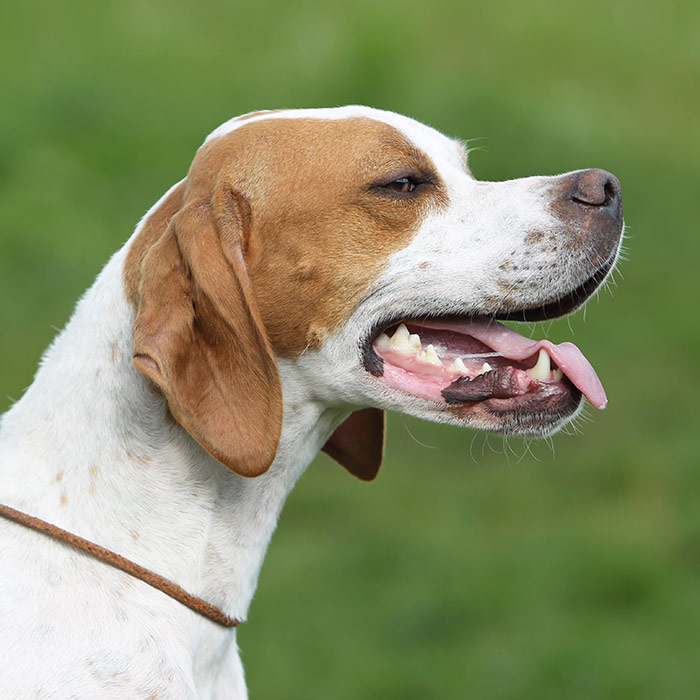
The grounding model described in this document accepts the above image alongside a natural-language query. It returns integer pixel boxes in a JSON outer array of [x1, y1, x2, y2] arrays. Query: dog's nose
[[553, 168, 623, 236], [570, 169, 621, 211], [550, 168, 623, 266]]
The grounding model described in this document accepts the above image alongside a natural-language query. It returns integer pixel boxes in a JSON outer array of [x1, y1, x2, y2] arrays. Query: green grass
[[1, 1, 699, 697]]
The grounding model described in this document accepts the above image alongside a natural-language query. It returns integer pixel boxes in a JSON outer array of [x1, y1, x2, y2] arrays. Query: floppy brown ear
[[322, 408, 385, 481], [131, 188, 283, 477]]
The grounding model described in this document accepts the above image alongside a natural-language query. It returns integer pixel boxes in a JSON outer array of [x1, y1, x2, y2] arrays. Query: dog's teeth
[[527, 348, 551, 381], [391, 323, 410, 341], [418, 344, 442, 366], [448, 357, 468, 374], [389, 324, 414, 353], [375, 332, 392, 350], [553, 368, 563, 382], [409, 333, 422, 351], [478, 362, 492, 375]]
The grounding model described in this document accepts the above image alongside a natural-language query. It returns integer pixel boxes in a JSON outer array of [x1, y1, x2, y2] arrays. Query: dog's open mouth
[[364, 314, 606, 422]]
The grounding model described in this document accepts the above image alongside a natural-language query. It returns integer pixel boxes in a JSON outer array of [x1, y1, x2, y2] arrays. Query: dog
[[0, 106, 623, 697]]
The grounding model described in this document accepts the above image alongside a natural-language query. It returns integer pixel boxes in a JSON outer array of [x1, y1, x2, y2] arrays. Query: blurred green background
[[1, 1, 699, 697]]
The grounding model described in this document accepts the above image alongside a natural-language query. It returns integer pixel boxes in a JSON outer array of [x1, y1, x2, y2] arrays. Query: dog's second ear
[[130, 187, 283, 477], [322, 408, 385, 481]]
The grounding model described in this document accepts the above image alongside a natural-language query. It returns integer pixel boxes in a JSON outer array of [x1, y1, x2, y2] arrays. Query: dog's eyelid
[[370, 170, 437, 197]]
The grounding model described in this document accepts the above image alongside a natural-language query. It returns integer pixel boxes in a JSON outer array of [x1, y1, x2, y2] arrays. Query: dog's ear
[[322, 408, 385, 481], [131, 186, 282, 477]]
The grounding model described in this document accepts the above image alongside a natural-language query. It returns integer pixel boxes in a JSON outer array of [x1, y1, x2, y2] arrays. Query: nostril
[[571, 169, 620, 208], [603, 178, 619, 206]]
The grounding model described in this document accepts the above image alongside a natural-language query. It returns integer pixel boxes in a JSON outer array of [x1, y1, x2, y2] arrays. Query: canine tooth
[[527, 348, 551, 381], [418, 344, 441, 366], [409, 333, 422, 351], [478, 362, 492, 375], [449, 357, 468, 374], [553, 368, 563, 382], [391, 323, 410, 341]]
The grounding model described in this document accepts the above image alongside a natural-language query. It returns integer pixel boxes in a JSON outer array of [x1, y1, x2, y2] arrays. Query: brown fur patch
[[124, 116, 447, 357]]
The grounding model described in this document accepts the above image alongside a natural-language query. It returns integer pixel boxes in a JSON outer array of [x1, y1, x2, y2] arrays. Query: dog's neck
[[0, 247, 344, 676]]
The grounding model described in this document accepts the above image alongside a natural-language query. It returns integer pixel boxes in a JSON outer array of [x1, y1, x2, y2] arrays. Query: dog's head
[[124, 107, 623, 481]]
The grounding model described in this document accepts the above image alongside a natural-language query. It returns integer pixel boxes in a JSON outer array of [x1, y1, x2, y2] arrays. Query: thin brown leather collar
[[0, 503, 241, 628]]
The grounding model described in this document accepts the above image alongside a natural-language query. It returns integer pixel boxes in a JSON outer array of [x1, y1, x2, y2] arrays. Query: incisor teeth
[[449, 357, 468, 374], [478, 362, 492, 375], [553, 368, 563, 382], [527, 348, 551, 381], [418, 344, 442, 366]]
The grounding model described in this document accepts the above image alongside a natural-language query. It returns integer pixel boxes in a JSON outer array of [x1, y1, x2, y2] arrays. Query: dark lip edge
[[360, 255, 616, 378], [442, 370, 582, 408]]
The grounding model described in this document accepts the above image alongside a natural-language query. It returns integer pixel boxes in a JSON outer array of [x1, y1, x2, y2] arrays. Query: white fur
[[0, 107, 618, 696]]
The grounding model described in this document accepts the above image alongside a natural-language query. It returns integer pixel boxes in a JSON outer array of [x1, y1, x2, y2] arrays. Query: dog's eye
[[371, 172, 435, 199], [385, 177, 417, 194]]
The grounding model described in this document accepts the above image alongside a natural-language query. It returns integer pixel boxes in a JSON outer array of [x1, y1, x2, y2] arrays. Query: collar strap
[[0, 503, 241, 628]]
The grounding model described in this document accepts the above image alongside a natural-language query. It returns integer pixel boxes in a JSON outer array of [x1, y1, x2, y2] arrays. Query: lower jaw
[[444, 385, 583, 434], [378, 364, 582, 435]]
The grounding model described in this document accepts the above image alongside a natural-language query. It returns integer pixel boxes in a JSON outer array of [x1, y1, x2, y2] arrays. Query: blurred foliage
[[1, 0, 699, 697]]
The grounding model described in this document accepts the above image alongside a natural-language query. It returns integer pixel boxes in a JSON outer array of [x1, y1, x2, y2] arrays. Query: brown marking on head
[[60, 492, 68, 507], [187, 116, 447, 355], [123, 114, 446, 478], [125, 117, 446, 354]]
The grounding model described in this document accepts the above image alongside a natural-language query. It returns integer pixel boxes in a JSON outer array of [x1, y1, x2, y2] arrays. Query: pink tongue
[[425, 318, 608, 409]]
